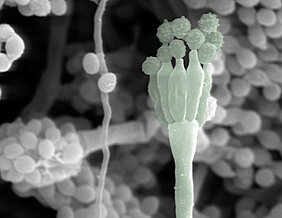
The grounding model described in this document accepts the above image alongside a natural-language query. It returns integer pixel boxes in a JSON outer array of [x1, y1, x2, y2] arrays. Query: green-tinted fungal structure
[[185, 28, 206, 50], [156, 19, 174, 44], [171, 16, 191, 39], [142, 56, 161, 106], [156, 45, 175, 125], [168, 58, 187, 122], [168, 39, 186, 59], [206, 31, 224, 51], [196, 64, 213, 127], [198, 12, 220, 35], [186, 50, 205, 121], [168, 40, 187, 122], [142, 57, 168, 128], [142, 13, 224, 218], [198, 42, 217, 64], [168, 120, 198, 218]]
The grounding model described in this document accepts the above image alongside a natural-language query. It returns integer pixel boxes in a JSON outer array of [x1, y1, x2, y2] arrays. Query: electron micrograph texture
[[0, 0, 282, 218]]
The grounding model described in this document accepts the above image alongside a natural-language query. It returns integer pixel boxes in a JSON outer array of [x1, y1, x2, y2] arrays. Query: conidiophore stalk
[[168, 120, 198, 218], [196, 64, 213, 127], [186, 50, 205, 122]]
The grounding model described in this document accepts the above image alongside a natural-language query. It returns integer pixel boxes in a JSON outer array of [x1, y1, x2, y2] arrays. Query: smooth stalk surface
[[168, 120, 199, 218]]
